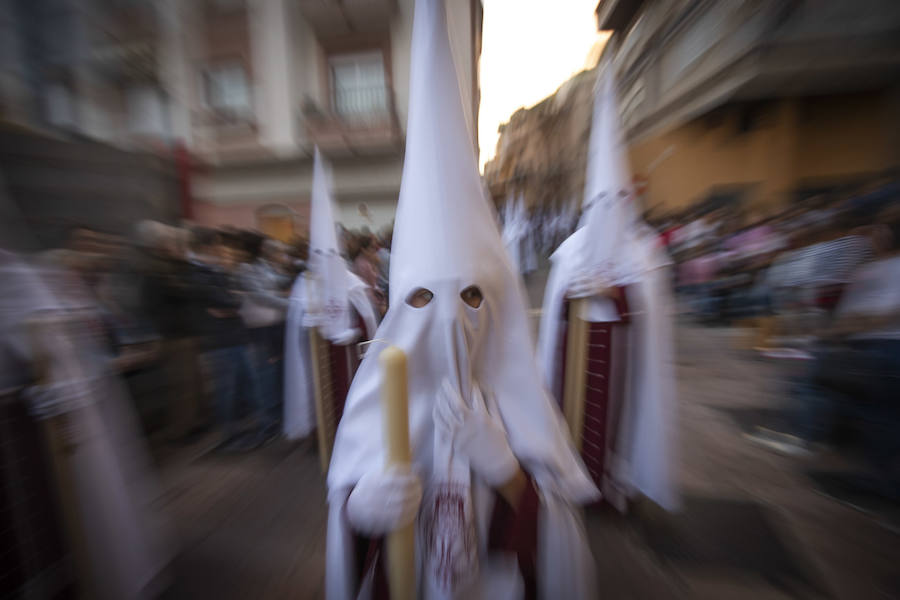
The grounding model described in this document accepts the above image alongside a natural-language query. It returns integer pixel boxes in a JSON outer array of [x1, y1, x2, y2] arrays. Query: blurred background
[[1, 0, 900, 598]]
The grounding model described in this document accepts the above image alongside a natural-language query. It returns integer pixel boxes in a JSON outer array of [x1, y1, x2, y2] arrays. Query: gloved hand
[[568, 270, 613, 299], [346, 465, 422, 535], [331, 327, 361, 345], [433, 380, 519, 487]]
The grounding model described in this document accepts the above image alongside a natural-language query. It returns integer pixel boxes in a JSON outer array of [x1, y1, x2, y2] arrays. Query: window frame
[[319, 34, 394, 123], [202, 59, 253, 121], [328, 50, 389, 119]]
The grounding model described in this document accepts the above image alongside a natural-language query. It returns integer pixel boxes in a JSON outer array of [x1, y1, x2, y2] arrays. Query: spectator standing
[[753, 232, 900, 498], [351, 235, 379, 288], [190, 229, 269, 451], [136, 221, 206, 440], [351, 234, 385, 315], [237, 234, 290, 443], [375, 229, 391, 302]]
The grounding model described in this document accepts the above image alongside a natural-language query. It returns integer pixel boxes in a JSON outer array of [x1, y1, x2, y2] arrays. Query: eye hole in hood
[[406, 287, 434, 308], [460, 285, 483, 308]]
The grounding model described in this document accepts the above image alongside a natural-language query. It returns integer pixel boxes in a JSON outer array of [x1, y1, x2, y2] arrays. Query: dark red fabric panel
[[581, 323, 612, 490], [488, 477, 540, 600], [606, 323, 629, 456], [328, 342, 350, 424], [558, 295, 632, 507]]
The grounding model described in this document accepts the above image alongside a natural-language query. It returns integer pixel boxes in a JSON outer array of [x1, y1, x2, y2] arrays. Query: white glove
[[568, 270, 613, 299], [331, 327, 361, 345], [346, 465, 423, 535], [433, 380, 519, 487]]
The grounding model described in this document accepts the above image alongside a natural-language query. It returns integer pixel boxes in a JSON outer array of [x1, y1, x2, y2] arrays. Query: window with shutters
[[204, 61, 252, 120], [329, 51, 388, 122]]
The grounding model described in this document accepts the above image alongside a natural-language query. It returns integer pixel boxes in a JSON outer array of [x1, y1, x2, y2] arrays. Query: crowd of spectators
[[36, 220, 392, 453], [660, 176, 900, 326], [656, 173, 900, 501]]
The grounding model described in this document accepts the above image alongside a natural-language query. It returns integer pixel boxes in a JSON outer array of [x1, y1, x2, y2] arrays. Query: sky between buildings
[[478, 0, 610, 170]]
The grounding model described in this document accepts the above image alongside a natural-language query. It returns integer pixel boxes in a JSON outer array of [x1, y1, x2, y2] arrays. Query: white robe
[[326, 270, 599, 600], [282, 271, 377, 440], [501, 221, 523, 274], [537, 227, 679, 511], [522, 230, 539, 274]]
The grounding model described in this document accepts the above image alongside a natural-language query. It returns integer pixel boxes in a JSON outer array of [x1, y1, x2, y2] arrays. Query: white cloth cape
[[536, 224, 679, 511], [282, 271, 377, 440]]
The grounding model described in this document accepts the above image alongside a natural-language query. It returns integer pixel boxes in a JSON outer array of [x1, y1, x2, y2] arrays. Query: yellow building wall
[[793, 93, 894, 181], [629, 90, 899, 217]]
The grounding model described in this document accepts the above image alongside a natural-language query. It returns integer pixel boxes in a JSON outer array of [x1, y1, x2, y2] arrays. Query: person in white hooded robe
[[0, 175, 172, 600], [521, 197, 539, 275], [536, 65, 679, 513], [500, 194, 524, 274], [325, 1, 598, 599], [283, 149, 378, 441]]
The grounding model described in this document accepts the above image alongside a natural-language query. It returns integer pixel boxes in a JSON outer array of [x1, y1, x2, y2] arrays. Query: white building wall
[[191, 0, 479, 233], [390, 0, 414, 131], [125, 86, 170, 138], [158, 0, 196, 145], [288, 7, 323, 133], [249, 0, 298, 154]]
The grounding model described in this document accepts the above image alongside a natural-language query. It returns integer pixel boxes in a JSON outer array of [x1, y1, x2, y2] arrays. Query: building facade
[[1, 0, 483, 238], [486, 0, 900, 221], [483, 67, 596, 214], [600, 0, 900, 216]]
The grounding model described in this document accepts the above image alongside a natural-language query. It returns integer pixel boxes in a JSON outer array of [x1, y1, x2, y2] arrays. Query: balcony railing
[[334, 85, 389, 123], [303, 86, 400, 157]]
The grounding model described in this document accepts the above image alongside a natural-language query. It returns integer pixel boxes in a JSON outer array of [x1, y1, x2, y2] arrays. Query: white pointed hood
[[284, 149, 377, 440], [572, 65, 640, 282], [329, 0, 597, 504], [388, 2, 507, 308], [302, 148, 354, 340]]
